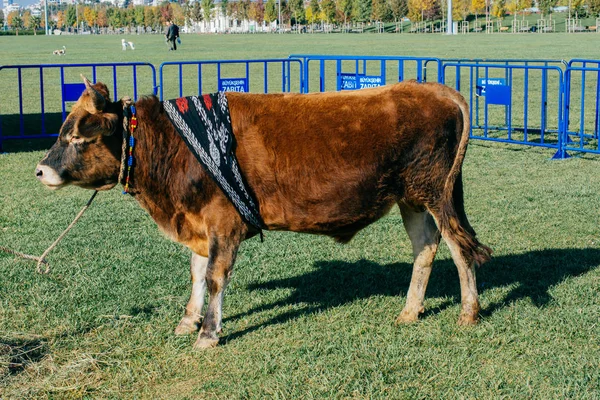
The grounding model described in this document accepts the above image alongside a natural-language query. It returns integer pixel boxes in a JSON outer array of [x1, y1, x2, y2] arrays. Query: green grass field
[[1, 34, 600, 398]]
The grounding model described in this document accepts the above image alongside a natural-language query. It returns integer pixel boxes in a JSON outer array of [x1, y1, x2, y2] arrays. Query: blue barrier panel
[[0, 62, 157, 152], [288, 55, 442, 93], [442, 63, 566, 158], [432, 58, 567, 93], [563, 64, 600, 155], [158, 59, 304, 101]]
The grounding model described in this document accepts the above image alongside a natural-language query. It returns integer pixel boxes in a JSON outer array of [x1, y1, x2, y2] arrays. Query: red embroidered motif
[[176, 97, 189, 113], [203, 94, 213, 110]]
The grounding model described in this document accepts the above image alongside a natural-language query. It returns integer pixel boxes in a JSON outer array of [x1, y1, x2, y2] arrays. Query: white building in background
[[6, 2, 20, 13], [186, 5, 277, 34]]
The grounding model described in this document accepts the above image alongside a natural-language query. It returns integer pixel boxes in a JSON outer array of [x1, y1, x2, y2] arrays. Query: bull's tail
[[435, 85, 492, 267]]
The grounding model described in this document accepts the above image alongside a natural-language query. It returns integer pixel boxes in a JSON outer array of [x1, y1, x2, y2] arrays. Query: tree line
[[1, 0, 599, 34]]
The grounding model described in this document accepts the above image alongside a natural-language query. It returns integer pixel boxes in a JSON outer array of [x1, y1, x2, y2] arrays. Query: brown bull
[[36, 77, 491, 349]]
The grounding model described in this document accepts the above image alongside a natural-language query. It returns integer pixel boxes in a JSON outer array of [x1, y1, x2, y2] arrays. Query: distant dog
[[53, 46, 66, 55], [121, 39, 135, 50]]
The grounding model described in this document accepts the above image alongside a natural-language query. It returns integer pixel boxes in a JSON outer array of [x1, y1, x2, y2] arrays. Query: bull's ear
[[77, 112, 119, 138], [81, 74, 106, 114]]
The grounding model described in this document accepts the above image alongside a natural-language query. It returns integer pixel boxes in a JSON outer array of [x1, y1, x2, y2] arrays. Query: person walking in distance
[[165, 20, 180, 51]]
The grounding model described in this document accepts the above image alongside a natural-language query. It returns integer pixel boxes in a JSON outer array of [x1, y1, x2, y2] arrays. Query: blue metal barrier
[[564, 63, 600, 155], [288, 55, 442, 93], [0, 62, 157, 152], [442, 62, 566, 158], [432, 58, 567, 91], [158, 59, 304, 101], [3, 56, 600, 159]]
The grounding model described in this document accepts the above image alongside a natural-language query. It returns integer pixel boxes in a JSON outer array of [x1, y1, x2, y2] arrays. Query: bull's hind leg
[[396, 204, 441, 324], [194, 236, 240, 349], [175, 253, 208, 335], [428, 203, 489, 326], [440, 229, 480, 325]]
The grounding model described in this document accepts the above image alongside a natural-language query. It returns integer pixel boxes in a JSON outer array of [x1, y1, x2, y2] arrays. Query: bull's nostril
[[36, 169, 43, 178]]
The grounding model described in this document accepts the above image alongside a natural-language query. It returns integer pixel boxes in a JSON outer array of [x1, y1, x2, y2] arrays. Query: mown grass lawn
[[1, 34, 599, 398]]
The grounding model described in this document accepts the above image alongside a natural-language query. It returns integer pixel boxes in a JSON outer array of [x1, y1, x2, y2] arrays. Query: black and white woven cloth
[[163, 93, 266, 231]]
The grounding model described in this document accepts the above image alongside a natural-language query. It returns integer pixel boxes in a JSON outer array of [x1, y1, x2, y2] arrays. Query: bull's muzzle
[[35, 164, 65, 189]]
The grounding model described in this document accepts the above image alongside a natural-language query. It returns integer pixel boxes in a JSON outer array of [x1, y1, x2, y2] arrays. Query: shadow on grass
[[0, 338, 48, 375], [222, 248, 600, 343], [1, 112, 62, 153]]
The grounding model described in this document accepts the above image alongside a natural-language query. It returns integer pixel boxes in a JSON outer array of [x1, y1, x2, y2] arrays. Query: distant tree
[[538, 0, 557, 16], [492, 0, 506, 19], [221, 0, 229, 19], [7, 10, 17, 26], [239, 0, 251, 22], [422, 0, 440, 19], [280, 0, 292, 25], [134, 6, 145, 26], [250, 0, 265, 25], [66, 5, 77, 28], [21, 10, 30, 30], [109, 9, 125, 28], [56, 10, 65, 29], [97, 8, 108, 28], [185, 1, 203, 28], [371, 0, 391, 21], [171, 3, 185, 25], [201, 0, 215, 22], [321, 0, 337, 22], [570, 0, 586, 16], [12, 15, 24, 34], [288, 0, 305, 24], [153, 6, 162, 30], [29, 15, 41, 34], [227, 1, 239, 22], [454, 0, 470, 19], [264, 0, 277, 24], [509, 0, 531, 18], [354, 0, 372, 22], [470, 0, 486, 15], [160, 3, 172, 24], [83, 7, 97, 28], [588, 0, 600, 16], [309, 0, 320, 23], [143, 6, 154, 27], [470, 0, 485, 26], [407, 0, 423, 20], [337, 0, 354, 25], [387, 0, 408, 22], [0, 10, 4, 27]]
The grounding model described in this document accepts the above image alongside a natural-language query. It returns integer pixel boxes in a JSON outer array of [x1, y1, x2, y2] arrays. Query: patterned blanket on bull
[[163, 93, 266, 232]]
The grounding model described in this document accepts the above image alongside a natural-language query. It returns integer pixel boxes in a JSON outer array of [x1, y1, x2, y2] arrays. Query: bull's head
[[36, 76, 123, 191]]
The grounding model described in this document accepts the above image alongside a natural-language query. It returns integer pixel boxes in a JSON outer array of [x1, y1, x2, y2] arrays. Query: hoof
[[174, 317, 200, 335], [395, 310, 419, 325], [395, 305, 424, 325], [193, 336, 219, 349], [457, 313, 478, 326]]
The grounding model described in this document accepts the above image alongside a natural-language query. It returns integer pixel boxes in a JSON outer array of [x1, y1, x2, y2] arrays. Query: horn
[[81, 74, 105, 112]]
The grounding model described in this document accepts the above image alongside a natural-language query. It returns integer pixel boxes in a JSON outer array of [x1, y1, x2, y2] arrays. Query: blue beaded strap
[[122, 105, 138, 194]]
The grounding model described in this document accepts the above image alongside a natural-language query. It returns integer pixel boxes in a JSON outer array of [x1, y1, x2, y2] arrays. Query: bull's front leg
[[194, 236, 240, 349], [175, 253, 208, 335]]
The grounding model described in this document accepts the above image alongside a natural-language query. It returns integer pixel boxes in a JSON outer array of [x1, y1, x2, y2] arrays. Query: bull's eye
[[70, 135, 84, 144]]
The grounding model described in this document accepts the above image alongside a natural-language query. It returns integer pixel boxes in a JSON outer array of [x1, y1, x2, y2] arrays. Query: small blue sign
[[219, 78, 248, 93], [476, 78, 506, 95], [339, 74, 384, 90], [476, 78, 510, 105], [62, 83, 87, 102]]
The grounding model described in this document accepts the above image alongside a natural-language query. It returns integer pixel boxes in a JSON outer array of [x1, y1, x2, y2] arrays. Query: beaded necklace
[[120, 102, 138, 194]]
